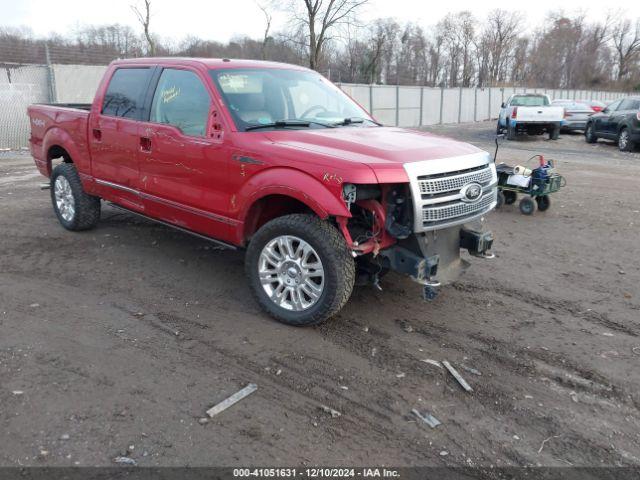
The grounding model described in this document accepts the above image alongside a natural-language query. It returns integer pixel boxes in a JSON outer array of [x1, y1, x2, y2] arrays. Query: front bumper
[[380, 221, 493, 286]]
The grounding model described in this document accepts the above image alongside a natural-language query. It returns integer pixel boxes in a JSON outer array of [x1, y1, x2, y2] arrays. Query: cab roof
[[110, 57, 310, 71]]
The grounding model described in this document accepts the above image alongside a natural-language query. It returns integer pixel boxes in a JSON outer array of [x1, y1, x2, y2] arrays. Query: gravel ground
[[0, 123, 639, 469]]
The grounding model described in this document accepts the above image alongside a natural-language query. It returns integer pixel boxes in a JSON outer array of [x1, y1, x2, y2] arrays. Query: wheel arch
[[234, 168, 352, 245], [42, 127, 83, 176], [242, 194, 315, 244]]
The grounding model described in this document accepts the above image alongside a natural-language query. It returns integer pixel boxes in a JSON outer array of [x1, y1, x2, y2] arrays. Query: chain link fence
[[0, 61, 633, 150], [0, 63, 49, 150]]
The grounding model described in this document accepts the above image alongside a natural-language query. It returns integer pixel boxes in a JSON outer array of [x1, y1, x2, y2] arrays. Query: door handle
[[140, 136, 152, 153], [92, 128, 102, 141]]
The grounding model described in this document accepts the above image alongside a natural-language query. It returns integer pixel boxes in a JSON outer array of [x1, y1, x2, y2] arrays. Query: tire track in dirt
[[127, 318, 429, 461], [453, 282, 639, 337]]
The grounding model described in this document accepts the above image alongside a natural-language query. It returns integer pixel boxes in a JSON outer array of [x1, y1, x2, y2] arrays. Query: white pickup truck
[[497, 94, 564, 140]]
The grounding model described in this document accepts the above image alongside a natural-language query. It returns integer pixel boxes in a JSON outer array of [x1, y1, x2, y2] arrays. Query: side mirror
[[501, 102, 506, 109]]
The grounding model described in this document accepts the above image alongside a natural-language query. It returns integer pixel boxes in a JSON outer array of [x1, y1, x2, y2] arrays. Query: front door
[[89, 67, 154, 210], [138, 67, 233, 242], [595, 99, 621, 137]]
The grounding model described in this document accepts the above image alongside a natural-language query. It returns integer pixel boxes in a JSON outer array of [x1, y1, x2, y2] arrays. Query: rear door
[[137, 66, 232, 241], [89, 67, 154, 210]]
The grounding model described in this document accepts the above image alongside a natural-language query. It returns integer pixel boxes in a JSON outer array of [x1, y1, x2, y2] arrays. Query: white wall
[[338, 84, 628, 128], [53, 64, 107, 103]]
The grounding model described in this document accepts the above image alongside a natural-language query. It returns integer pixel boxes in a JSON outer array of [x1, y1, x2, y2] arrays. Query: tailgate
[[516, 106, 564, 123]]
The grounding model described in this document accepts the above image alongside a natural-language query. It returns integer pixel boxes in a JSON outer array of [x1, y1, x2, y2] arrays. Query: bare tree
[[527, 14, 586, 88], [570, 14, 613, 88], [131, 0, 155, 55], [475, 10, 522, 87], [287, 0, 370, 71], [363, 21, 388, 83], [437, 12, 476, 87], [74, 24, 143, 58], [428, 31, 444, 86], [3, 7, 640, 90], [611, 18, 640, 81], [256, 2, 273, 60]]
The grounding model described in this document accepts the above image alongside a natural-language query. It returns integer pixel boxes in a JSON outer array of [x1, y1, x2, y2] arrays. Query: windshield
[[511, 95, 549, 107], [209, 68, 375, 131]]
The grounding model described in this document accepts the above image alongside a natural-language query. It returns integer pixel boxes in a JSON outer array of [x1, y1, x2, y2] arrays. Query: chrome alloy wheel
[[258, 235, 325, 311], [54, 176, 75, 222]]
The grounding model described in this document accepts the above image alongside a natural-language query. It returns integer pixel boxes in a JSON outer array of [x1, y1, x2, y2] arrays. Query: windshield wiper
[[332, 117, 382, 127], [245, 119, 335, 131]]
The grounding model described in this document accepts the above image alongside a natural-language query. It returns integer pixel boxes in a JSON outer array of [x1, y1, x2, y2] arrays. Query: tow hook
[[460, 227, 494, 258], [422, 279, 441, 302]]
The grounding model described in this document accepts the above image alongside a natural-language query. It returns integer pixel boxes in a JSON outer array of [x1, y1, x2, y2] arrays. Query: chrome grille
[[403, 153, 498, 233], [422, 190, 497, 225], [418, 166, 494, 196]]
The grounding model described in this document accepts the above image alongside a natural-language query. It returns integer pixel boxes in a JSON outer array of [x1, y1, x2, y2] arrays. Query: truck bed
[[46, 103, 92, 111], [27, 103, 91, 177]]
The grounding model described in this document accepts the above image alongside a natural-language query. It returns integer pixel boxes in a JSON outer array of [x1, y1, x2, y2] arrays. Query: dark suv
[[585, 97, 640, 151]]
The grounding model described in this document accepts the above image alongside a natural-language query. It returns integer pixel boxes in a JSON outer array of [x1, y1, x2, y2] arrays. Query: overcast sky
[[3, 0, 637, 43]]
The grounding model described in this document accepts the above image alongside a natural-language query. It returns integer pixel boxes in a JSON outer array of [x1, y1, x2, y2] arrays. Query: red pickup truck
[[28, 58, 497, 326]]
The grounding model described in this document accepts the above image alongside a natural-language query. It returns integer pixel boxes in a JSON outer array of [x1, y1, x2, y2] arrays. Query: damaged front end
[[337, 152, 497, 300]]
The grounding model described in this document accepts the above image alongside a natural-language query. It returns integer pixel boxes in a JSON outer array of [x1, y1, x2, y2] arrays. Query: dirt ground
[[1, 122, 639, 469]]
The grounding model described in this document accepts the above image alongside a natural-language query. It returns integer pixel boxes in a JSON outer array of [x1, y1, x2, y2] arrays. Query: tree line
[[1, 0, 639, 91]]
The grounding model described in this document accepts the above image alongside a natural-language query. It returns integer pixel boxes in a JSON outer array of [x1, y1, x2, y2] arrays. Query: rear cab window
[[510, 95, 550, 107], [102, 68, 152, 119]]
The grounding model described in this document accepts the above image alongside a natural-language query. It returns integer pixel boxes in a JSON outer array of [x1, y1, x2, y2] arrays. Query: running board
[[107, 202, 237, 251]]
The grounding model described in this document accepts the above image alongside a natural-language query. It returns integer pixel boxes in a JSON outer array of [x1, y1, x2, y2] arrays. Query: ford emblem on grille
[[460, 182, 483, 203]]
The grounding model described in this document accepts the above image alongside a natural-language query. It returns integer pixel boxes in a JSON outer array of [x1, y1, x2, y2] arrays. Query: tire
[[507, 122, 516, 140], [549, 126, 560, 140], [585, 123, 597, 143], [504, 190, 517, 205], [496, 190, 505, 209], [618, 128, 635, 152], [50, 163, 101, 231], [245, 214, 355, 326], [496, 121, 503, 135], [519, 197, 537, 215], [536, 195, 551, 212]]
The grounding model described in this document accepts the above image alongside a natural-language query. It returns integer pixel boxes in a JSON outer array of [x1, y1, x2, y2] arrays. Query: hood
[[264, 127, 485, 182]]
